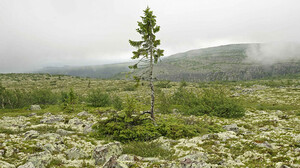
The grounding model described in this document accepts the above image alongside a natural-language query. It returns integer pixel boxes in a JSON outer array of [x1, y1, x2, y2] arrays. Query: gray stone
[[38, 133, 61, 142], [117, 154, 142, 162], [179, 153, 208, 163], [0, 149, 5, 157], [0, 160, 15, 168], [103, 155, 125, 168], [253, 141, 273, 149], [28, 113, 37, 117], [68, 117, 83, 125], [65, 147, 88, 160], [24, 130, 39, 140], [93, 142, 123, 165], [28, 151, 52, 168], [43, 143, 57, 153], [77, 111, 89, 117], [223, 124, 239, 133], [18, 162, 35, 168], [83, 123, 93, 134], [30, 105, 41, 111], [40, 115, 64, 124], [56, 129, 74, 136]]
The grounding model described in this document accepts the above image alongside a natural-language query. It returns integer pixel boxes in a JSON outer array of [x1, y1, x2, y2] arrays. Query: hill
[[37, 62, 131, 79], [37, 43, 300, 81]]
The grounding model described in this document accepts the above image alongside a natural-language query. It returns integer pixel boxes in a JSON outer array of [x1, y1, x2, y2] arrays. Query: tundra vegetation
[[0, 73, 299, 167]]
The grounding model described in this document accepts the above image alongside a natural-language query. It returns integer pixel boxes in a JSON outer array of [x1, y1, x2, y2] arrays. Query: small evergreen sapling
[[129, 7, 164, 121]]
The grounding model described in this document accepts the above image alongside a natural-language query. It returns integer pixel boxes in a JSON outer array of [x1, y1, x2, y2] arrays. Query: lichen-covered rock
[[77, 111, 89, 117], [24, 130, 39, 140], [43, 143, 57, 153], [217, 131, 238, 141], [56, 129, 74, 136], [92, 142, 123, 165], [27, 151, 52, 168], [253, 141, 273, 149], [179, 152, 208, 163], [0, 149, 5, 157], [0, 160, 15, 168], [30, 105, 41, 111], [65, 147, 88, 160], [38, 133, 61, 142], [103, 155, 126, 168], [223, 124, 239, 133], [40, 115, 64, 124], [83, 123, 93, 134], [17, 162, 35, 168], [68, 117, 83, 125]]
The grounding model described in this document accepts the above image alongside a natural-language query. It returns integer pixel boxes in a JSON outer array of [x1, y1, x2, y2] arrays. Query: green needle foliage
[[129, 6, 164, 121]]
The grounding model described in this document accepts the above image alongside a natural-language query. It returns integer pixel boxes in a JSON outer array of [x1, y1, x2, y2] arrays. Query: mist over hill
[[37, 43, 300, 81]]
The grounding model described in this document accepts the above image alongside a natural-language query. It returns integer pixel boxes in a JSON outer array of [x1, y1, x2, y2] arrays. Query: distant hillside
[[149, 43, 300, 81], [37, 62, 131, 79], [37, 43, 300, 81]]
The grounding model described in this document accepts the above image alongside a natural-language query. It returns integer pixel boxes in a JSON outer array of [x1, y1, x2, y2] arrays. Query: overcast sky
[[0, 0, 300, 72]]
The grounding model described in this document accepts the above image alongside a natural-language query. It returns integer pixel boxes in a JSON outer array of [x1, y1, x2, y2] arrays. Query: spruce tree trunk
[[150, 48, 155, 121]]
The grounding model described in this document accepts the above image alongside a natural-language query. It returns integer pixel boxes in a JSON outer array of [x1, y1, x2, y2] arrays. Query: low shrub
[[92, 112, 222, 142], [111, 95, 123, 111], [156, 90, 172, 114], [92, 112, 161, 142], [87, 88, 111, 107], [172, 88, 245, 118]]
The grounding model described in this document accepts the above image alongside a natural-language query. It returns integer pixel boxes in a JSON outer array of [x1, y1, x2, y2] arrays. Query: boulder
[[30, 105, 41, 111], [179, 152, 208, 163], [68, 117, 83, 125], [103, 155, 125, 168], [27, 151, 52, 168], [253, 141, 273, 149], [0, 160, 15, 168], [223, 124, 239, 133], [38, 133, 61, 142], [77, 111, 89, 117], [43, 143, 57, 153], [217, 131, 238, 141], [83, 123, 93, 134], [18, 162, 35, 168], [24, 130, 39, 140], [40, 115, 64, 124], [56, 129, 74, 136], [28, 113, 37, 117], [0, 149, 5, 157], [65, 147, 88, 160], [92, 142, 123, 165]]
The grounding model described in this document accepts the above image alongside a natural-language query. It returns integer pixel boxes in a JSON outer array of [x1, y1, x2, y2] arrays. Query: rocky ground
[[0, 106, 299, 167], [0, 75, 299, 168]]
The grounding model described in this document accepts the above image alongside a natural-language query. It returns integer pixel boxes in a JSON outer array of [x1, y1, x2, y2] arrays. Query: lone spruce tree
[[129, 7, 164, 121]]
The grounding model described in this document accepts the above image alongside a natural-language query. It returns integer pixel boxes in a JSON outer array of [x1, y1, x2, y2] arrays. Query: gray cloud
[[0, 0, 300, 72], [246, 42, 300, 65]]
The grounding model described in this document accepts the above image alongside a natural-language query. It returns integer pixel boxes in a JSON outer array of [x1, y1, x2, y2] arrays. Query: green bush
[[172, 88, 245, 118], [61, 88, 78, 112], [92, 112, 223, 142], [112, 95, 123, 111], [87, 88, 111, 107], [156, 90, 171, 114], [30, 89, 58, 105], [92, 112, 161, 142]]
